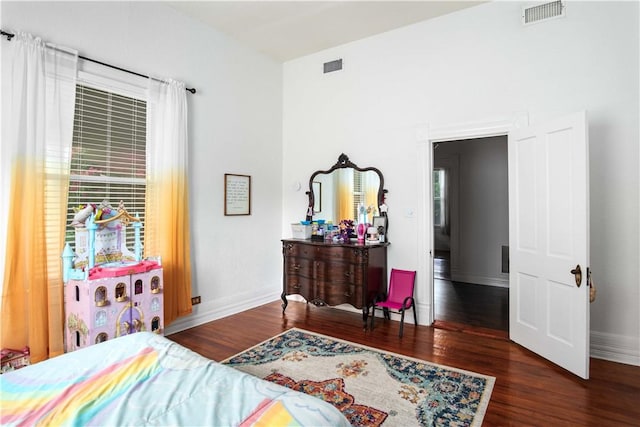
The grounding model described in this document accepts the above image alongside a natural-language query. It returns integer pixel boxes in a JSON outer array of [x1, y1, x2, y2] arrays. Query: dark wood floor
[[168, 301, 640, 426], [434, 252, 509, 333]]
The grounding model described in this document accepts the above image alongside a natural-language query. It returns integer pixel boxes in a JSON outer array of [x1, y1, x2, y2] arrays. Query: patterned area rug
[[222, 328, 494, 427]]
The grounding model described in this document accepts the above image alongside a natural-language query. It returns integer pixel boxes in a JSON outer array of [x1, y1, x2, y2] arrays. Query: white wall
[[282, 1, 639, 365], [435, 137, 509, 288], [1, 1, 284, 333], [2, 1, 638, 366]]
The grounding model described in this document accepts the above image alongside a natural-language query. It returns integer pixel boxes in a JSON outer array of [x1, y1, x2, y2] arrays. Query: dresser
[[281, 239, 389, 327]]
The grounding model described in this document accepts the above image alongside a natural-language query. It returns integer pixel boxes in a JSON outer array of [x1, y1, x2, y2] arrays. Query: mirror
[[306, 154, 387, 227]]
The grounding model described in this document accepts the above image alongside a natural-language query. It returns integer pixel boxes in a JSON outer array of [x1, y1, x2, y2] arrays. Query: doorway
[[432, 136, 509, 337]]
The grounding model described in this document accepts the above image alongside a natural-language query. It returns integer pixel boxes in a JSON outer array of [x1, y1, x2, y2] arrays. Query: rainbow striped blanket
[[0, 332, 349, 426]]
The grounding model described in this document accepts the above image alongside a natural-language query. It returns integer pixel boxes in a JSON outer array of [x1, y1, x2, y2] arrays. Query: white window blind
[[352, 170, 364, 220], [66, 84, 147, 247]]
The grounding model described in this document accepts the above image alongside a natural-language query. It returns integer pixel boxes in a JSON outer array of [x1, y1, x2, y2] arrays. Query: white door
[[508, 111, 590, 379]]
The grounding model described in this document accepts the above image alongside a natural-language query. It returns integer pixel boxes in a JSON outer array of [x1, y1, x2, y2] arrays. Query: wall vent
[[323, 59, 342, 74], [522, 1, 565, 25]]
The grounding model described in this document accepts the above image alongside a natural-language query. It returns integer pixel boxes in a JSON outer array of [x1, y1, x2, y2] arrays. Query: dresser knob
[[293, 264, 300, 271], [344, 272, 351, 278], [344, 292, 351, 297], [293, 283, 301, 289]]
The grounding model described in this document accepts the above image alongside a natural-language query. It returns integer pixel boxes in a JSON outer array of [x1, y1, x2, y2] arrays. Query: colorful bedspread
[[0, 332, 350, 426]]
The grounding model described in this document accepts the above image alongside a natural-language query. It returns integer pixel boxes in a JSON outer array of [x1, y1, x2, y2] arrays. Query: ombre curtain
[[145, 79, 192, 325], [0, 33, 77, 361], [337, 168, 354, 221]]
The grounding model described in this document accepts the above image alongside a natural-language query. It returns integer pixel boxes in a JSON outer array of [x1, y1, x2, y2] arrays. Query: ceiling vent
[[323, 59, 342, 74], [522, 1, 565, 25]]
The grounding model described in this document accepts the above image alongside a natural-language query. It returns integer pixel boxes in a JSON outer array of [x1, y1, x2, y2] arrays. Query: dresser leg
[[281, 293, 288, 312], [362, 307, 369, 330]]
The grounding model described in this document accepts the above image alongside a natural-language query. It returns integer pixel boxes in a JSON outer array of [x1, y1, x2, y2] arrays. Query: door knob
[[570, 264, 582, 287]]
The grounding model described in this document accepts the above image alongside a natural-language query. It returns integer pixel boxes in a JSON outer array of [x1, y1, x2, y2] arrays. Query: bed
[[0, 332, 350, 426]]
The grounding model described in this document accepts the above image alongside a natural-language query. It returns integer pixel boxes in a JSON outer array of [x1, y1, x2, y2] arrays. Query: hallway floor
[[434, 252, 509, 332]]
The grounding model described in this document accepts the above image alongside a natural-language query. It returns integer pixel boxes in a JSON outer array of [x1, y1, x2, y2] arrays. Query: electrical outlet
[[191, 296, 201, 305]]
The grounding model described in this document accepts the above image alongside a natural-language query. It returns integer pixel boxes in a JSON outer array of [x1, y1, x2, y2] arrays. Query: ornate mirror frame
[[306, 153, 388, 225]]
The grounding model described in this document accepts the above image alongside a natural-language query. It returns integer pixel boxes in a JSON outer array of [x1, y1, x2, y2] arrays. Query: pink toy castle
[[62, 203, 163, 352]]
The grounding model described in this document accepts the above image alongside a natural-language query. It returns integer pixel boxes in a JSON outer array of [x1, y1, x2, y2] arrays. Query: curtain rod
[[1, 29, 196, 94]]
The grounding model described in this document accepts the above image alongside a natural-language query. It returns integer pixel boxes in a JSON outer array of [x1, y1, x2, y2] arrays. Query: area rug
[[222, 328, 495, 427]]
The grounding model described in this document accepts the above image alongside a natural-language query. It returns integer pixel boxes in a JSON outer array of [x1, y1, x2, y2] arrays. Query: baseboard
[[433, 319, 509, 340], [164, 290, 282, 335], [167, 297, 640, 367], [177, 296, 427, 330], [590, 330, 640, 366], [450, 271, 509, 288], [300, 301, 432, 327], [358, 301, 431, 326]]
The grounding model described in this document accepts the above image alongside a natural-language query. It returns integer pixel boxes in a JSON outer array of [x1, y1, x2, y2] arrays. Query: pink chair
[[370, 269, 417, 337]]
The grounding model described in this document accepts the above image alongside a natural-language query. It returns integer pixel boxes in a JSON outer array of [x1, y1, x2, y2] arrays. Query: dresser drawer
[[285, 275, 313, 298], [315, 282, 360, 308], [312, 246, 360, 263], [283, 242, 361, 263], [283, 242, 313, 258], [284, 257, 314, 278], [314, 261, 357, 285]]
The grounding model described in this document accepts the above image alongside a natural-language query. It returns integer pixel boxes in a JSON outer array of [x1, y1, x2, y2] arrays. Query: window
[[115, 282, 128, 302], [352, 170, 364, 220], [433, 168, 446, 227], [95, 332, 108, 343], [151, 316, 161, 332], [95, 286, 108, 306], [150, 276, 161, 294], [347, 170, 379, 223], [66, 84, 147, 249]]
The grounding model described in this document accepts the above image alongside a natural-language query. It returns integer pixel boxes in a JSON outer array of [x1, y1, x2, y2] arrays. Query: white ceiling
[[167, 1, 486, 62]]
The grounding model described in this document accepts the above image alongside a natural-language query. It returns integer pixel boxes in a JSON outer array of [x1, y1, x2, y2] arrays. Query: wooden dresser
[[281, 239, 389, 327]]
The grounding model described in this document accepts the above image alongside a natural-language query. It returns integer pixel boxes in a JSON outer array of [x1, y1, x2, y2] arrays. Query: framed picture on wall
[[224, 174, 251, 216]]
